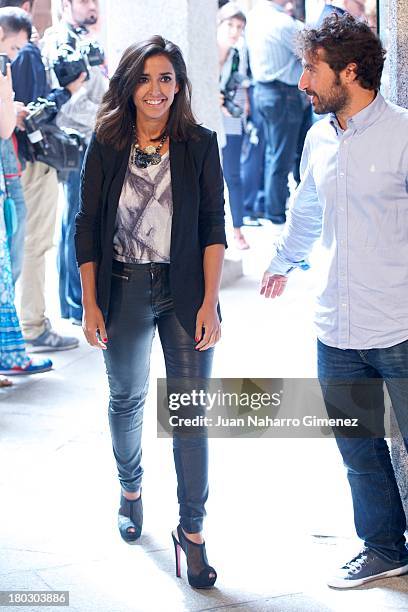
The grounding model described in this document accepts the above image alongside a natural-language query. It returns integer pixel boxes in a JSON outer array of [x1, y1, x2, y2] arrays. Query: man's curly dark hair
[[297, 13, 386, 91]]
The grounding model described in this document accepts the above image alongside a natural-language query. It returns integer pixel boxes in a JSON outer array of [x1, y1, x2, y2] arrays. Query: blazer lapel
[[111, 139, 132, 199], [170, 139, 186, 230]]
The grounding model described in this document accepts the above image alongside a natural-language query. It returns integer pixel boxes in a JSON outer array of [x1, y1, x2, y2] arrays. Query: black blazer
[[75, 125, 227, 339]]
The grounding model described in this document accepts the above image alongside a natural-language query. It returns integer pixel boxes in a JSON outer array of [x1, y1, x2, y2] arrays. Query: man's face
[[298, 49, 350, 115], [66, 0, 98, 27], [0, 28, 29, 60]]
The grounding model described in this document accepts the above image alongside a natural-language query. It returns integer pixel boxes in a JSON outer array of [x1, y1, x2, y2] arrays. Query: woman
[[217, 2, 250, 249], [0, 63, 52, 381], [76, 36, 226, 589]]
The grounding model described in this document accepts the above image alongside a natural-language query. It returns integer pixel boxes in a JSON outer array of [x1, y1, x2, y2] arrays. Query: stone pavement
[[1, 218, 407, 612]]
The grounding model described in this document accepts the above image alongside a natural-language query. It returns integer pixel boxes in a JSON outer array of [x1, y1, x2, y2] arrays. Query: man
[[261, 14, 408, 588], [246, 0, 304, 224], [0, 0, 85, 351], [42, 0, 108, 325]]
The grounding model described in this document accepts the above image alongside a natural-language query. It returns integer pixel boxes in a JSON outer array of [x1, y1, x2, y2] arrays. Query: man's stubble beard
[[312, 76, 350, 116], [81, 15, 97, 26]]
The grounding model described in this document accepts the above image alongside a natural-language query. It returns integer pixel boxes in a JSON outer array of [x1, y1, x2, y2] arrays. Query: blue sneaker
[[0, 357, 53, 376], [327, 547, 408, 588], [25, 318, 79, 353]]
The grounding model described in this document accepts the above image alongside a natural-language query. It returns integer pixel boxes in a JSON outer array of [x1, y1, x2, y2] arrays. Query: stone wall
[[387, 0, 408, 520]]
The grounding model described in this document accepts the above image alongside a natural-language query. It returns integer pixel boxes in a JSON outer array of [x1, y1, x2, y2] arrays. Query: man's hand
[[14, 101, 29, 130], [260, 272, 288, 298], [65, 72, 88, 96]]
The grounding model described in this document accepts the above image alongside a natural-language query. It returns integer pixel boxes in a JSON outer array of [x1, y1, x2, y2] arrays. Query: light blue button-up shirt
[[267, 93, 408, 350], [246, 0, 303, 86]]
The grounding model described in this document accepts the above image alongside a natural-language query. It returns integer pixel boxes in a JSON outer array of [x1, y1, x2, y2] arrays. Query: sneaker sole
[[327, 563, 408, 589], [25, 344, 79, 353], [0, 366, 53, 376]]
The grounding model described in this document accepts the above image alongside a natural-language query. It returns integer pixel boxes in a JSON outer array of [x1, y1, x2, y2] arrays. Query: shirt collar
[[329, 91, 387, 135]]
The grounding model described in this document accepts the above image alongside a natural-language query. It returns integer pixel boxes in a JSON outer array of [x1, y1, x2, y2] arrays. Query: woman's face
[[217, 17, 245, 48], [132, 54, 180, 124]]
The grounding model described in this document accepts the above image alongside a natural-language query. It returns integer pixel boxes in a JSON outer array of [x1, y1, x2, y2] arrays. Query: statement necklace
[[131, 131, 167, 169]]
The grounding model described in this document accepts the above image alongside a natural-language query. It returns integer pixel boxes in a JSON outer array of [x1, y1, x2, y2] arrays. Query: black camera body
[[220, 48, 244, 118], [53, 40, 105, 87], [222, 71, 244, 118], [24, 98, 84, 174], [25, 98, 57, 141]]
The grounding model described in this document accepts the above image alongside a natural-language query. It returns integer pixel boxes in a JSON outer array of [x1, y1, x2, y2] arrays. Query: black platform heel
[[171, 524, 217, 589], [118, 492, 143, 543]]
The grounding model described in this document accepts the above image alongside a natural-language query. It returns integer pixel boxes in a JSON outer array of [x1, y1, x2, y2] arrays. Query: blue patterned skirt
[[0, 230, 30, 370]]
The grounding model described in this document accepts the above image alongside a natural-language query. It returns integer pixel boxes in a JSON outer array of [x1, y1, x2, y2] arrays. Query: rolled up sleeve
[[198, 132, 228, 250], [75, 132, 104, 266], [267, 133, 322, 275]]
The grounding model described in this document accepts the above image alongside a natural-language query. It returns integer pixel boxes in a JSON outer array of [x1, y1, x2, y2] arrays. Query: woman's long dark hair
[[95, 35, 198, 149]]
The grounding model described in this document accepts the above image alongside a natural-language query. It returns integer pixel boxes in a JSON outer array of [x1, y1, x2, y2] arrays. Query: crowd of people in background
[[0, 0, 377, 385], [0, 0, 107, 385], [217, 0, 376, 244]]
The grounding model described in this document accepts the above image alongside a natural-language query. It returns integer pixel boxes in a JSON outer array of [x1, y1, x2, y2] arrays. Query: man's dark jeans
[[241, 85, 265, 217], [223, 133, 245, 228], [254, 81, 303, 220], [103, 261, 214, 534], [58, 150, 86, 322], [318, 338, 408, 563]]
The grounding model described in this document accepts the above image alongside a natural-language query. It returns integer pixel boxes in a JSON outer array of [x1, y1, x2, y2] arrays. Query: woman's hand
[[82, 302, 108, 350], [195, 302, 221, 351], [0, 64, 14, 103]]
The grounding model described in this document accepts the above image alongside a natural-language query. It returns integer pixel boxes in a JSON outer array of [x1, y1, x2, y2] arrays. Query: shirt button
[[340, 240, 345, 246], [341, 303, 347, 308], [339, 172, 345, 178]]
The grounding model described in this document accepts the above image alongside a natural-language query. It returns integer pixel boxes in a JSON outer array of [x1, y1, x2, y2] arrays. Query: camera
[[220, 48, 244, 118], [221, 71, 244, 118], [25, 98, 58, 142], [24, 98, 84, 174], [52, 40, 105, 87]]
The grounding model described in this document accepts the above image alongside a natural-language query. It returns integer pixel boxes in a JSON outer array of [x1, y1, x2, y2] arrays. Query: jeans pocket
[[112, 271, 130, 281], [255, 89, 283, 123]]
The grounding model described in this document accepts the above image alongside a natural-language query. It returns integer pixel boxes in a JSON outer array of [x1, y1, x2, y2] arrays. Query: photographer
[[42, 0, 108, 325], [0, 0, 86, 352], [217, 2, 250, 250]]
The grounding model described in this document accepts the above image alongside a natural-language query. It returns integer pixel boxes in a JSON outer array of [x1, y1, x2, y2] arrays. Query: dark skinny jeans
[[103, 260, 214, 533]]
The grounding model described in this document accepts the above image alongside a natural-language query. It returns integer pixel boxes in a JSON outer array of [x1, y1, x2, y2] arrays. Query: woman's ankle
[[181, 527, 204, 544], [122, 489, 141, 501]]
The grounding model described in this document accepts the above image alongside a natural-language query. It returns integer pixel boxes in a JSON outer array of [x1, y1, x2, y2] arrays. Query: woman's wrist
[[202, 296, 218, 308], [83, 296, 98, 309]]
